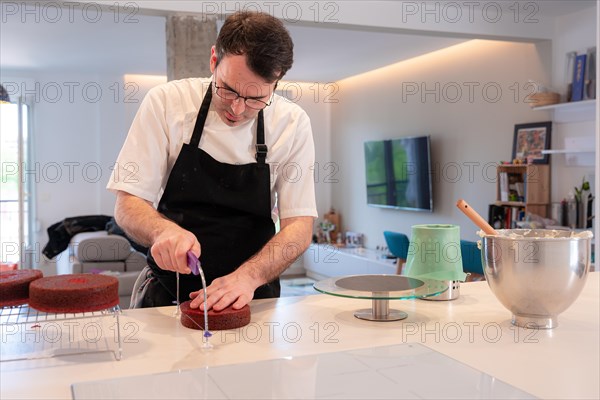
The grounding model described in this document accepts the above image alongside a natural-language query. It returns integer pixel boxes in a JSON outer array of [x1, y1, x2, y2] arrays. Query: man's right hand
[[150, 226, 201, 274], [114, 190, 200, 274]]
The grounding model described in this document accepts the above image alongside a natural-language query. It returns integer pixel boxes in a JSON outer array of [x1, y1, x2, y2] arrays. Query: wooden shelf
[[495, 201, 525, 207], [491, 164, 550, 228], [497, 164, 528, 168]]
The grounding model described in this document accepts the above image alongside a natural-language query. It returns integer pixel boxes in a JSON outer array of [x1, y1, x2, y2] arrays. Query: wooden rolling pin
[[456, 199, 498, 235]]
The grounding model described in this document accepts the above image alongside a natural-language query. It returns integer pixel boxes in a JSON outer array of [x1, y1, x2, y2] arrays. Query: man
[[107, 11, 317, 311]]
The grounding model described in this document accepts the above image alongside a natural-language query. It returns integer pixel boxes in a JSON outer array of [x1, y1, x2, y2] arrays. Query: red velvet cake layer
[[180, 300, 250, 330], [0, 269, 44, 307], [29, 274, 119, 313]]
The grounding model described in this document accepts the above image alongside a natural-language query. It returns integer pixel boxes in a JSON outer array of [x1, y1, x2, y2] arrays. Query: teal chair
[[383, 231, 410, 274], [460, 240, 484, 276]]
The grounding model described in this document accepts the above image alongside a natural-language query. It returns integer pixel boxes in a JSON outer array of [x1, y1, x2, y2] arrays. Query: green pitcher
[[404, 224, 467, 282]]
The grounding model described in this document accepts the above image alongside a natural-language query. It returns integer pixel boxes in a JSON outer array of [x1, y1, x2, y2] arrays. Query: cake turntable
[[314, 274, 448, 321]]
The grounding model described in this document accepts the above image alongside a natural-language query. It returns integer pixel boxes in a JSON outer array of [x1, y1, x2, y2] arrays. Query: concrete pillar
[[166, 15, 217, 81]]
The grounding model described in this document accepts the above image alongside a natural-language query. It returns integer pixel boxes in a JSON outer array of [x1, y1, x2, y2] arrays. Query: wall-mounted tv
[[363, 135, 433, 212]]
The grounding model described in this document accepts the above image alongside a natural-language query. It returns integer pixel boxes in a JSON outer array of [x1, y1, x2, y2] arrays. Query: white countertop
[[1, 273, 599, 399]]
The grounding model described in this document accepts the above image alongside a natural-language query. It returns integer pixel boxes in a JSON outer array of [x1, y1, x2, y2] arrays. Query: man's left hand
[[188, 216, 314, 310], [189, 270, 259, 310]]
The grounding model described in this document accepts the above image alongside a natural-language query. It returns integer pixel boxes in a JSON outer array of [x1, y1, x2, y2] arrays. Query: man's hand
[[188, 216, 314, 311], [114, 190, 201, 274], [189, 269, 260, 310], [150, 226, 200, 274]]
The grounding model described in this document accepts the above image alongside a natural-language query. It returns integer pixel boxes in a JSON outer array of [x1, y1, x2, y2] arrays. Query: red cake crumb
[[29, 274, 119, 313], [0, 269, 44, 307], [180, 300, 251, 330]]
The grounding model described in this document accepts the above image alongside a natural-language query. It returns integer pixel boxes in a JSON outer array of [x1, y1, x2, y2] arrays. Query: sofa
[[56, 231, 146, 308]]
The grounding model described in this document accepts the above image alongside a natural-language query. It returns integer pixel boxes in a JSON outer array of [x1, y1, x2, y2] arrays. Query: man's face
[[209, 48, 275, 127]]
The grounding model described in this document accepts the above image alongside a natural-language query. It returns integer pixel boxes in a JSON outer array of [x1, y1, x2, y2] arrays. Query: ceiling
[[0, 9, 168, 76], [286, 24, 465, 82], [0, 1, 596, 82]]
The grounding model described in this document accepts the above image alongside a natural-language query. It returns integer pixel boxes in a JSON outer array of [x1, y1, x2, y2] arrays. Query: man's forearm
[[238, 216, 314, 286], [114, 190, 179, 248]]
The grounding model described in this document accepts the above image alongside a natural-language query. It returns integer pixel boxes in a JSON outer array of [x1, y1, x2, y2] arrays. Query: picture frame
[[512, 121, 552, 164], [345, 231, 364, 248]]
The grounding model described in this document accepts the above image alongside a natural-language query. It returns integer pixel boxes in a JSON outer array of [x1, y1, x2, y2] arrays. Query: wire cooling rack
[[0, 304, 122, 362]]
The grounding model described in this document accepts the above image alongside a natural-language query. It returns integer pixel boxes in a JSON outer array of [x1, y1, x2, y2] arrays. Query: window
[[1, 100, 34, 268]]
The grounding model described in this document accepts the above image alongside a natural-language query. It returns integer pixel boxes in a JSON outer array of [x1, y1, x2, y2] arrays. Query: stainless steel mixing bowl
[[481, 229, 592, 329]]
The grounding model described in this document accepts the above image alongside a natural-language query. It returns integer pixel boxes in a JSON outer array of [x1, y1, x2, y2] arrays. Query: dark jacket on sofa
[[42, 215, 147, 259]]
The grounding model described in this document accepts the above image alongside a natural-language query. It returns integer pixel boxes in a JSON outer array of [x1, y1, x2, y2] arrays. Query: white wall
[[280, 82, 333, 219], [329, 40, 554, 246], [99, 74, 168, 213]]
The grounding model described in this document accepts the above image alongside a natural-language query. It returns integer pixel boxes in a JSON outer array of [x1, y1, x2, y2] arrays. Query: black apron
[[142, 83, 279, 307]]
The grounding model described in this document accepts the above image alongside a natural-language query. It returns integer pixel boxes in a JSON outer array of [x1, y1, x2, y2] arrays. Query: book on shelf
[[571, 53, 587, 102], [504, 207, 512, 228], [512, 206, 524, 229], [584, 47, 596, 100], [488, 204, 526, 229], [514, 182, 525, 199], [499, 172, 509, 202]]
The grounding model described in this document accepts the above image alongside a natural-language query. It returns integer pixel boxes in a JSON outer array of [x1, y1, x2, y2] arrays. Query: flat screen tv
[[363, 135, 433, 212]]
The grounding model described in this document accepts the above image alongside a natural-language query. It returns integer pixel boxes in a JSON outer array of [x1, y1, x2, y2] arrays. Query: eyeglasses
[[213, 83, 272, 110], [212, 67, 273, 110]]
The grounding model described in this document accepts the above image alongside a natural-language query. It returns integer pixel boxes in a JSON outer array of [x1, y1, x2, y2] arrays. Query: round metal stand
[[353, 294, 408, 321]]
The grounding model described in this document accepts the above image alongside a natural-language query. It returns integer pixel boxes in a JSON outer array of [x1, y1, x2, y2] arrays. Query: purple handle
[[186, 251, 200, 275]]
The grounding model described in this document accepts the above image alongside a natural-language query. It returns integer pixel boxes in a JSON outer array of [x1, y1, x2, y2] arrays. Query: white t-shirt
[[107, 77, 318, 221]]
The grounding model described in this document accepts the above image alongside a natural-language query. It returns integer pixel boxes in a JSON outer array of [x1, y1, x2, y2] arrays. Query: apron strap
[[189, 82, 213, 149], [190, 81, 268, 164], [255, 110, 267, 164], [129, 265, 154, 309]]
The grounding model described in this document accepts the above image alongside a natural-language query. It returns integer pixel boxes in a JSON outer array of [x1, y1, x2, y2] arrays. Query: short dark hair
[[215, 11, 294, 82]]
